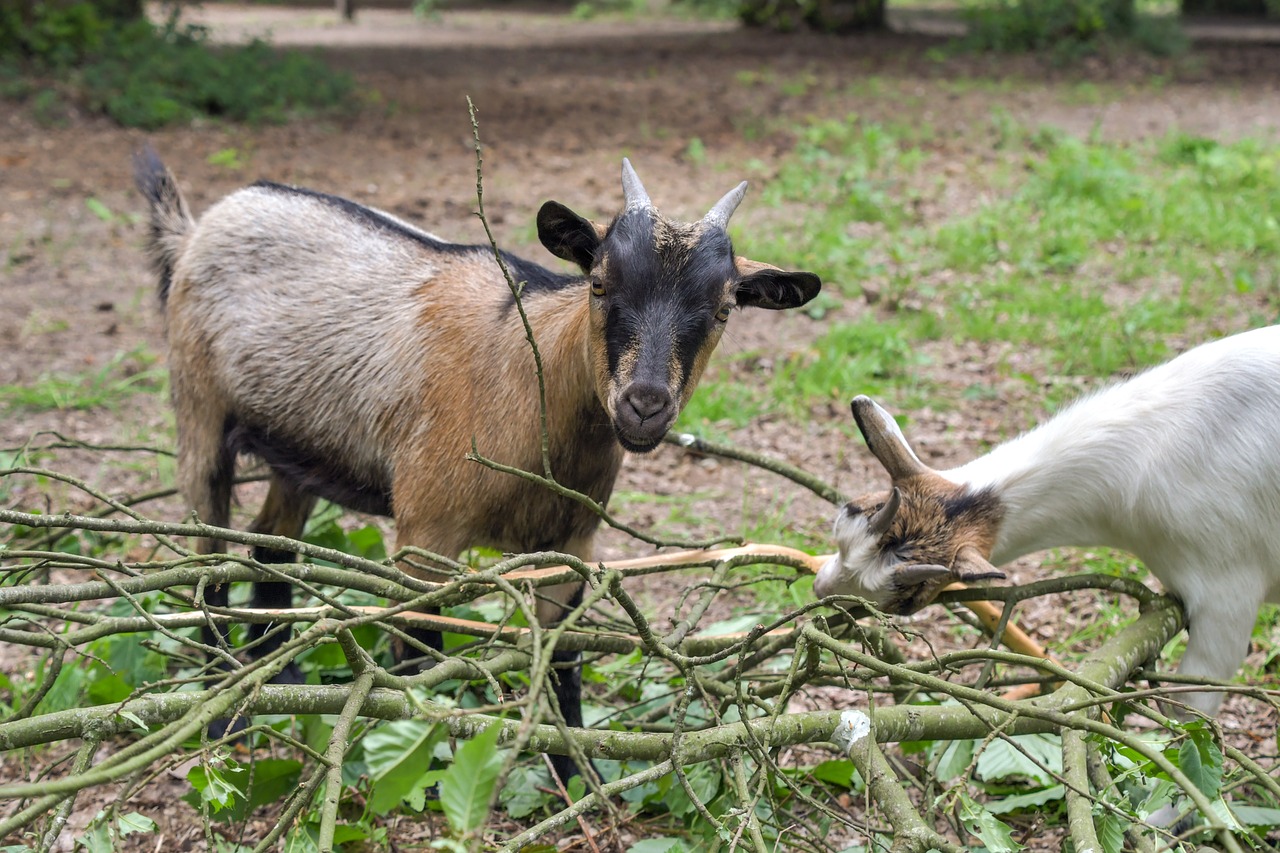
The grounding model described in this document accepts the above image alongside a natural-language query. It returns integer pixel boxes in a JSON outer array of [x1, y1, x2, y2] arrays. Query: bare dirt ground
[[4, 4, 1280, 849]]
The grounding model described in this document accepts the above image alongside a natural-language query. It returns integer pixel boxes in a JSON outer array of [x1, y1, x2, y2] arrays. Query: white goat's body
[[951, 327, 1280, 704], [821, 326, 1280, 713], [957, 326, 1280, 577]]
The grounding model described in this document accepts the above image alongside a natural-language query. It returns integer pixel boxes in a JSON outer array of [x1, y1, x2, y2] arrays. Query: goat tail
[[132, 144, 193, 306]]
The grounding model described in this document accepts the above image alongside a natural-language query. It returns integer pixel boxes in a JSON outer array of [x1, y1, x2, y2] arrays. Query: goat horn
[[952, 544, 1006, 583], [889, 562, 954, 614], [894, 564, 953, 588], [621, 158, 653, 211], [850, 396, 929, 482], [702, 180, 749, 231], [866, 487, 901, 537]]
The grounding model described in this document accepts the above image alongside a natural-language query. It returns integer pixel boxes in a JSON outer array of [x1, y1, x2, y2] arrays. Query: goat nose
[[623, 384, 671, 421]]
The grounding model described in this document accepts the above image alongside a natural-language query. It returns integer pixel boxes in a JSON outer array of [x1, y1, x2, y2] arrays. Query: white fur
[[821, 325, 1280, 714]]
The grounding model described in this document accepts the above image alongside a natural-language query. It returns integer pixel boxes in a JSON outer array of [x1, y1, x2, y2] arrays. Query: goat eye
[[590, 279, 606, 297], [714, 304, 732, 322], [883, 538, 912, 562]]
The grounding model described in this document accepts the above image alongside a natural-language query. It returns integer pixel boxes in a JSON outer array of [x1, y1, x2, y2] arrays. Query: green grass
[[691, 115, 1280, 437], [0, 349, 165, 414]]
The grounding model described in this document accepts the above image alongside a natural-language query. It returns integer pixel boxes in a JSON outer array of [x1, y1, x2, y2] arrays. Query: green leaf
[[500, 766, 554, 818], [986, 784, 1064, 815], [438, 721, 505, 834], [811, 759, 860, 789], [935, 739, 975, 782], [242, 759, 303, 812], [186, 763, 245, 814], [282, 822, 320, 853], [1232, 804, 1280, 827], [976, 733, 1062, 786], [117, 812, 158, 837], [1177, 727, 1223, 799], [626, 840, 687, 853], [365, 720, 443, 815], [1209, 796, 1244, 832], [1095, 811, 1126, 853], [346, 525, 386, 560], [76, 819, 114, 853], [184, 758, 300, 823], [957, 791, 1022, 853], [115, 709, 149, 732], [86, 672, 132, 704], [662, 763, 721, 819], [696, 614, 765, 635]]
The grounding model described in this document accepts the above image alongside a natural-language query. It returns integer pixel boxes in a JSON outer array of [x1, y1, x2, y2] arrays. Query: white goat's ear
[[850, 396, 928, 481]]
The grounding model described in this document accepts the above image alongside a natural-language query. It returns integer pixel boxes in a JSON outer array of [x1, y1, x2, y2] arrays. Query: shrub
[[1, 4, 356, 128], [961, 0, 1187, 57]]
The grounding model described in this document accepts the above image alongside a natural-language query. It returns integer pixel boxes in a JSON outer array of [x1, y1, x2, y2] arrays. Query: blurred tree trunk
[[94, 0, 143, 21], [1182, 0, 1275, 14], [740, 0, 884, 33]]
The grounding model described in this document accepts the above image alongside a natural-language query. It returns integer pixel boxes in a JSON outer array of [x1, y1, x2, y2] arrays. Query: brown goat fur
[[134, 148, 820, 775], [836, 477, 1004, 613]]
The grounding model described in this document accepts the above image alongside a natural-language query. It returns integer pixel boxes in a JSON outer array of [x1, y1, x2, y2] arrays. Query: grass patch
[[689, 114, 1280, 442], [0, 349, 165, 414]]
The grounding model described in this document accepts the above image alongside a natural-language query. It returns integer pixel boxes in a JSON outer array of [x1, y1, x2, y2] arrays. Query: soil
[[3, 4, 1280, 850]]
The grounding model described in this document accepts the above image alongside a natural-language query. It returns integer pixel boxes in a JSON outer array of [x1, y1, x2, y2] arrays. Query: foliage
[[960, 0, 1188, 57], [0, 4, 355, 128]]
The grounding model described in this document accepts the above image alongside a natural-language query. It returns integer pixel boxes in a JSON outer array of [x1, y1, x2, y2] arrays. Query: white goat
[[814, 325, 1280, 714]]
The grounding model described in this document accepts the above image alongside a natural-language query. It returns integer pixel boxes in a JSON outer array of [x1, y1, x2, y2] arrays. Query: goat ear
[[850, 396, 929, 481], [889, 563, 953, 613], [537, 202, 606, 273], [734, 257, 822, 310], [952, 545, 1006, 583]]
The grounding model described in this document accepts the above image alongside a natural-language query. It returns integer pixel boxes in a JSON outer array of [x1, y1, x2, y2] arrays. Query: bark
[[1182, 0, 1272, 14], [739, 0, 885, 34]]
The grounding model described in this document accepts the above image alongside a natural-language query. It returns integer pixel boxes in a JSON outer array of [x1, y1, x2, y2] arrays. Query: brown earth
[[3, 4, 1280, 850]]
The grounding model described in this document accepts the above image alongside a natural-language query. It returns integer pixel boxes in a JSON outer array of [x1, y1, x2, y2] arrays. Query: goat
[[814, 325, 1280, 716], [134, 147, 821, 779]]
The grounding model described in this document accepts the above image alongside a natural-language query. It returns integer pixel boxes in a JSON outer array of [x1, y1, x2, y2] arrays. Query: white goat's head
[[814, 396, 1008, 613]]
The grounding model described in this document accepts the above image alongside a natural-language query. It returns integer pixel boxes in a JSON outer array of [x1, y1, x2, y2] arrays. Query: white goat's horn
[[866, 487, 901, 537], [621, 158, 652, 211], [703, 181, 748, 231]]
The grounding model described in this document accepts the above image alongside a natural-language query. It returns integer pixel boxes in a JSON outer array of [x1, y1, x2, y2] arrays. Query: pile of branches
[[0, 445, 1278, 852]]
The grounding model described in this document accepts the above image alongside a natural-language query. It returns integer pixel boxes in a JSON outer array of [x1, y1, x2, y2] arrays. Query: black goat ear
[[734, 257, 822, 310], [538, 202, 605, 273]]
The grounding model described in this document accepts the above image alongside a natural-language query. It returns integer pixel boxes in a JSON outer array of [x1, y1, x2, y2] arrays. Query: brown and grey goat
[[134, 148, 820, 777], [815, 325, 1280, 716]]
